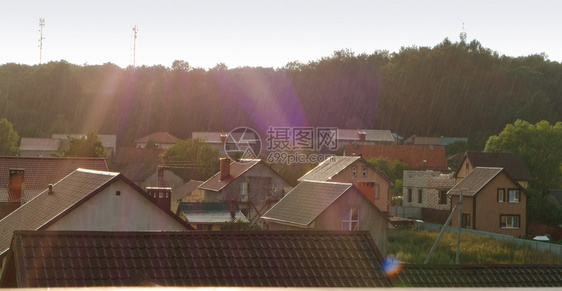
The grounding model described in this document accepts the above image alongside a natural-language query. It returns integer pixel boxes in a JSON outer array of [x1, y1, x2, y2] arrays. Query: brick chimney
[[358, 131, 366, 141], [220, 158, 230, 181], [146, 187, 172, 212], [8, 169, 25, 203]]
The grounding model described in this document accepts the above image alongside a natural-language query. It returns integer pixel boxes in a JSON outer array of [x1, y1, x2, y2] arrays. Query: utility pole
[[132, 25, 138, 67], [456, 190, 463, 264], [38, 18, 45, 64]]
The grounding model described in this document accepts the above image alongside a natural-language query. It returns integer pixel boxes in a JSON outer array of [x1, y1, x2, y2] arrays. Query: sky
[[1, 0, 562, 69]]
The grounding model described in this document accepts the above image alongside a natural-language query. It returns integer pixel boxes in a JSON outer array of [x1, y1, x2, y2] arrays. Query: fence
[[391, 206, 422, 219], [415, 221, 562, 257]]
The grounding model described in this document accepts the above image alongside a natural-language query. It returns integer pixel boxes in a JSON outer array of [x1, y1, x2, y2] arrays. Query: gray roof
[[298, 156, 361, 182], [179, 202, 249, 223], [172, 180, 204, 201], [448, 167, 504, 196], [52, 134, 117, 149], [19, 138, 60, 151], [0, 169, 119, 257], [262, 181, 353, 226]]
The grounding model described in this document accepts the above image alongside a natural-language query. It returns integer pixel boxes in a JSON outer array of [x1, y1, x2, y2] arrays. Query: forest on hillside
[[0, 38, 561, 149]]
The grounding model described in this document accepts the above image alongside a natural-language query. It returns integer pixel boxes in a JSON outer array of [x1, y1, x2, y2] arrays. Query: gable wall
[[46, 180, 187, 231], [331, 160, 392, 213]]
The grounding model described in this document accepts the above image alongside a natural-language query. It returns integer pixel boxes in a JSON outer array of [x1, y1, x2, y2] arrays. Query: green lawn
[[387, 226, 562, 264]]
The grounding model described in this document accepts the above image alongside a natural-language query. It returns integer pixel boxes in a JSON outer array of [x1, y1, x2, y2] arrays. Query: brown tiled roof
[[457, 151, 532, 181], [0, 157, 108, 202], [337, 129, 394, 142], [198, 159, 261, 191], [262, 181, 353, 226], [134, 132, 180, 144], [19, 138, 60, 151], [448, 167, 520, 197], [393, 264, 562, 287], [344, 144, 448, 171], [5, 230, 391, 288]]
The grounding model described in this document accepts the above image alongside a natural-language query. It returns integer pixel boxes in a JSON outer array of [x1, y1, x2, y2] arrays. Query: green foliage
[[0, 118, 19, 156], [444, 140, 469, 157], [161, 138, 220, 181], [388, 227, 562, 264], [484, 119, 562, 190], [392, 195, 403, 207], [368, 157, 409, 183], [58, 132, 107, 158], [527, 188, 562, 226], [221, 218, 251, 231]]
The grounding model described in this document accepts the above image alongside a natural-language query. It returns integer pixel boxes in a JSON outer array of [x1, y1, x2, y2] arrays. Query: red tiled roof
[[4, 230, 390, 288], [344, 144, 448, 171], [0, 156, 108, 202], [199, 159, 261, 191], [134, 132, 180, 144]]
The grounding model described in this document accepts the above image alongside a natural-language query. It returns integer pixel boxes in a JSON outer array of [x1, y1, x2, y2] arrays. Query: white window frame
[[375, 184, 379, 199], [508, 189, 520, 203], [501, 215, 520, 229], [342, 208, 359, 231]]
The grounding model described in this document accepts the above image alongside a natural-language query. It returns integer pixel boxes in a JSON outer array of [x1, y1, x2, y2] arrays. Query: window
[[342, 208, 359, 231], [407, 189, 412, 203], [375, 184, 379, 199], [352, 166, 357, 177], [272, 182, 278, 194], [497, 188, 505, 202], [500, 215, 520, 229], [417, 189, 422, 203], [116, 191, 121, 196], [508, 189, 520, 203], [362, 166, 367, 177], [438, 190, 447, 204], [241, 182, 248, 195], [462, 213, 470, 228]]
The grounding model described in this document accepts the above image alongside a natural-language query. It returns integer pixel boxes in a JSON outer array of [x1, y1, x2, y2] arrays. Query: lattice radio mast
[[38, 18, 45, 64], [460, 23, 467, 43], [132, 25, 138, 67]]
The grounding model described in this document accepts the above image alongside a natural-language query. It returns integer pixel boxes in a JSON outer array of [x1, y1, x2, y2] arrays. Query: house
[[261, 180, 389, 256], [134, 132, 180, 149], [121, 165, 184, 191], [298, 156, 393, 213], [336, 129, 395, 148], [192, 131, 232, 155], [198, 158, 292, 227], [0, 230, 391, 288], [52, 133, 117, 157], [454, 151, 532, 187], [177, 202, 249, 230], [403, 170, 455, 211], [448, 167, 527, 237], [344, 144, 449, 171], [171, 180, 204, 213], [0, 168, 193, 279], [0, 156, 108, 219], [392, 264, 562, 287], [18, 138, 60, 157], [404, 135, 468, 147]]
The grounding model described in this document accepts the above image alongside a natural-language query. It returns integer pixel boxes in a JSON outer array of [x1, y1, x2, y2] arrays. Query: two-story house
[[448, 167, 527, 237], [298, 156, 393, 213], [198, 158, 292, 227], [454, 151, 531, 188]]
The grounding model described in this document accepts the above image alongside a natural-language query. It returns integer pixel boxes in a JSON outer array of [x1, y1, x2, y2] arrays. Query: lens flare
[[382, 255, 403, 276]]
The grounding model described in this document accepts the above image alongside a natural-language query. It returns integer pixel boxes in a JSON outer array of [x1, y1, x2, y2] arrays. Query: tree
[[0, 118, 19, 156], [58, 132, 107, 158], [484, 120, 562, 190], [161, 138, 220, 181], [368, 157, 409, 198]]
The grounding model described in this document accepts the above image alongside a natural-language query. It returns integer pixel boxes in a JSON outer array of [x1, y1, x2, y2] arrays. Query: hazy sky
[[1, 1, 561, 69]]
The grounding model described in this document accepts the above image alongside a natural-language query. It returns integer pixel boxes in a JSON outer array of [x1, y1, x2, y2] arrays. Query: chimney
[[8, 169, 24, 203], [358, 131, 366, 141], [220, 133, 228, 144], [230, 200, 236, 220], [220, 158, 231, 181], [146, 187, 172, 212]]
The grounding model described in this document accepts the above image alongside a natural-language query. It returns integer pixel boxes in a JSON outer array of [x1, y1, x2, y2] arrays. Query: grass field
[[387, 226, 562, 264]]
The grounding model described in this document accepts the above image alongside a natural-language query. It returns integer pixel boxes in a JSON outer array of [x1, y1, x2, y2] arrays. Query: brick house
[[403, 170, 455, 210], [448, 167, 527, 237]]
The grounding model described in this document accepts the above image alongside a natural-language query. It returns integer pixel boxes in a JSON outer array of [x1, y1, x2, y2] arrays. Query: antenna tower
[[459, 23, 467, 43], [38, 18, 45, 64], [132, 25, 138, 67]]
